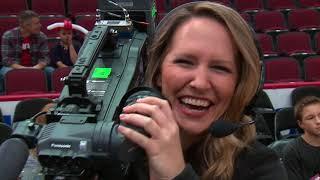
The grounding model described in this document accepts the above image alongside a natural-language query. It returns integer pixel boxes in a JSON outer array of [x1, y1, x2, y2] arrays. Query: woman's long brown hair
[[145, 2, 260, 179]]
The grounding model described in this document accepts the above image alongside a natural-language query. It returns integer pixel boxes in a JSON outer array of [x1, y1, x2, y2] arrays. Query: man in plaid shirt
[[0, 10, 54, 93]]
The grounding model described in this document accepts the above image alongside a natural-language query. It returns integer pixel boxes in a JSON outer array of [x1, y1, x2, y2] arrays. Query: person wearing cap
[[0, 10, 54, 93], [49, 20, 82, 68]]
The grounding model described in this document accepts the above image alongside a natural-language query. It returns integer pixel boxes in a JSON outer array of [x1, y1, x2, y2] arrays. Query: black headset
[[155, 1, 265, 115]]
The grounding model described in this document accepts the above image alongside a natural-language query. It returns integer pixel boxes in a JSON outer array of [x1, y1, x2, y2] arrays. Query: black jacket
[[174, 141, 288, 180]]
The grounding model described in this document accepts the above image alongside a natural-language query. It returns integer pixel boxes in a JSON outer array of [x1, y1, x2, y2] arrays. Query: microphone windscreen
[[0, 138, 29, 180], [0, 122, 12, 145], [209, 119, 240, 138]]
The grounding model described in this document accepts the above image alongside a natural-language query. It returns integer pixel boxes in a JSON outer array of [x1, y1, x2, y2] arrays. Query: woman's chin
[[180, 123, 208, 137]]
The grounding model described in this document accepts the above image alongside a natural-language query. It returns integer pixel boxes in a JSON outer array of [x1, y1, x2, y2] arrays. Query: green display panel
[[92, 68, 112, 79]]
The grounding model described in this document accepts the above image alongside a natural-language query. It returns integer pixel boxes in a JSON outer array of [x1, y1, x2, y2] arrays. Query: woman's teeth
[[181, 97, 211, 107]]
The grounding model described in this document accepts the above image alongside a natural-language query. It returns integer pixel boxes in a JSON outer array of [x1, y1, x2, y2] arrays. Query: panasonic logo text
[[51, 143, 72, 149]]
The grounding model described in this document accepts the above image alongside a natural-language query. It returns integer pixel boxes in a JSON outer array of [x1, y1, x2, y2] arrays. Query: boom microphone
[[0, 122, 12, 145], [209, 119, 255, 138], [0, 138, 29, 180]]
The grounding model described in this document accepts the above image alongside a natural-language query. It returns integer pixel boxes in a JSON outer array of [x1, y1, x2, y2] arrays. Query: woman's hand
[[117, 97, 186, 180]]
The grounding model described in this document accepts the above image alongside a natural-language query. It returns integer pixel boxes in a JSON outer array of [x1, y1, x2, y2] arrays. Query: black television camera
[[11, 0, 160, 179]]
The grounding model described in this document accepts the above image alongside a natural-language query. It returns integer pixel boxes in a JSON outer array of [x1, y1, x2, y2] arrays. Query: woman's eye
[[211, 65, 231, 73], [174, 59, 193, 66], [306, 115, 314, 120]]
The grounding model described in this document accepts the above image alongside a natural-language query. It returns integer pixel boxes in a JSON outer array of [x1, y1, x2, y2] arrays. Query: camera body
[[12, 0, 158, 178]]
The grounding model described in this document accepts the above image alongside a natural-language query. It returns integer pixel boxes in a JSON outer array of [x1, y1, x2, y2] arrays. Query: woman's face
[[157, 17, 239, 136]]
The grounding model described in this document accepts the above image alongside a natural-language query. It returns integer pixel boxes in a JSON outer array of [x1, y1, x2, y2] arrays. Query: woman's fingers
[[119, 113, 161, 138], [137, 96, 172, 114], [122, 97, 175, 128], [117, 125, 151, 150], [117, 97, 185, 179]]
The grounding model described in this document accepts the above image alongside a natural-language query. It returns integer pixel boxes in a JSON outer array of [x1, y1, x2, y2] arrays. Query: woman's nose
[[316, 115, 320, 123], [189, 68, 211, 90]]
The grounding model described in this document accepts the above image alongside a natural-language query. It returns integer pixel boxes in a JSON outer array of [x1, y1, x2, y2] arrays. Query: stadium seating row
[[263, 56, 320, 82], [3, 0, 319, 24], [247, 9, 320, 32], [257, 31, 320, 58], [158, 0, 320, 13], [1, 0, 320, 21], [1, 1, 320, 39], [156, 0, 320, 23], [0, 0, 97, 17], [3, 67, 71, 95], [0, 55, 318, 96], [233, 0, 320, 12]]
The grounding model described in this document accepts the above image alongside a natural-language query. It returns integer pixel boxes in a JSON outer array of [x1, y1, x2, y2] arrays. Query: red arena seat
[[76, 15, 96, 32], [254, 11, 288, 33], [256, 33, 279, 58], [298, 0, 320, 9], [234, 0, 264, 13], [31, 0, 65, 16], [68, 0, 97, 16], [303, 56, 320, 81], [5, 69, 48, 95], [0, 0, 28, 16], [266, 0, 297, 12], [276, 31, 315, 57], [264, 57, 303, 83], [51, 67, 72, 93], [288, 9, 320, 31]]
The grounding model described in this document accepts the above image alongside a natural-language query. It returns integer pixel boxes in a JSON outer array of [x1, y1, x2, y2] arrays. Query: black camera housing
[[12, 0, 159, 179]]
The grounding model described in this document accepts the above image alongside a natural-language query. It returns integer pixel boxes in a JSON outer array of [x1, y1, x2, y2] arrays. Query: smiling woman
[[157, 16, 238, 136], [117, 1, 288, 180]]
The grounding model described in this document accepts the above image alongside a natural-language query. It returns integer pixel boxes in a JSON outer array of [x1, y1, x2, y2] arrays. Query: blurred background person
[[0, 10, 53, 92], [48, 20, 83, 68], [283, 96, 320, 180]]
